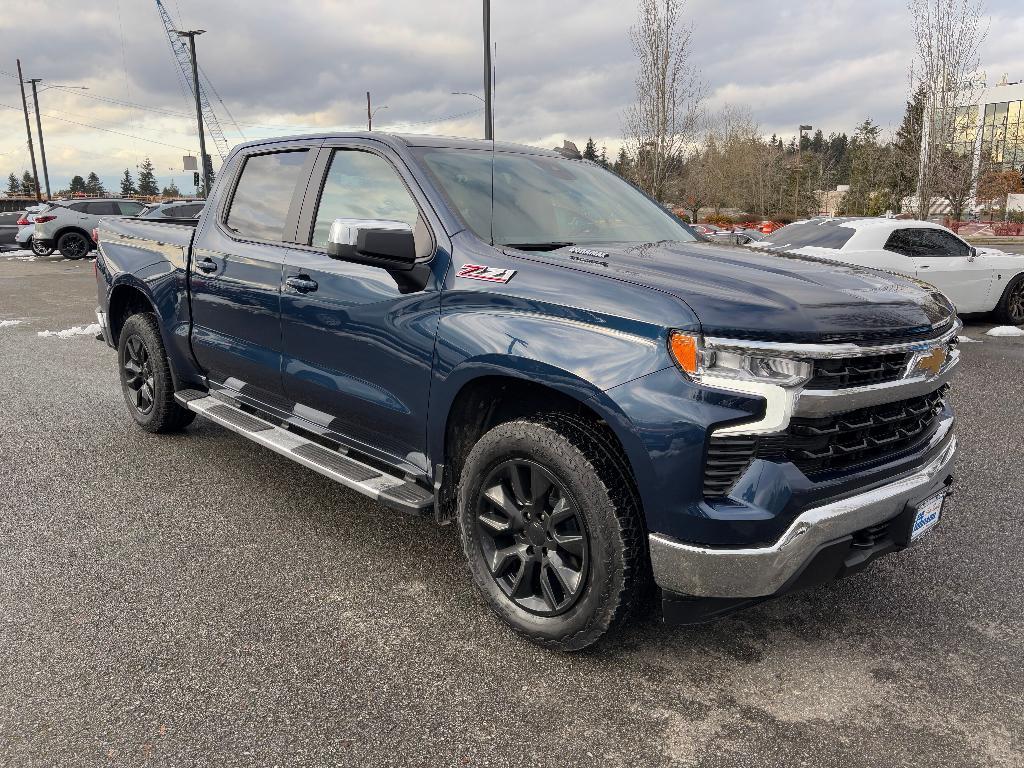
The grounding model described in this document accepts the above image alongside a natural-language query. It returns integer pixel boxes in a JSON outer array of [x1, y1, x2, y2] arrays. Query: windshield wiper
[[502, 241, 575, 252]]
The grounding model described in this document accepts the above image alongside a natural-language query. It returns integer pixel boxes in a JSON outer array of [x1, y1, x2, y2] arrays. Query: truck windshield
[[414, 148, 694, 248]]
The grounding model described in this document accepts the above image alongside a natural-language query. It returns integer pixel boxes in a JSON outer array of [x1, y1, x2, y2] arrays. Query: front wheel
[[118, 313, 195, 433], [57, 231, 91, 260], [458, 415, 647, 650], [994, 275, 1024, 325]]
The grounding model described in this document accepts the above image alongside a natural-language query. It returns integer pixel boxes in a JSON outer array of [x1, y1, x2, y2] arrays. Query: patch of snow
[[0, 319, 25, 328], [985, 325, 1024, 337], [37, 323, 101, 339], [956, 335, 981, 343]]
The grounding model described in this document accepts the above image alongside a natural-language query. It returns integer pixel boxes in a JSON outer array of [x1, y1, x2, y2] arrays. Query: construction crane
[[154, 0, 229, 161]]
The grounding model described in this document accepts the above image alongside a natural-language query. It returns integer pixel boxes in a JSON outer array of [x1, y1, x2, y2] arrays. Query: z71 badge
[[456, 264, 517, 283]]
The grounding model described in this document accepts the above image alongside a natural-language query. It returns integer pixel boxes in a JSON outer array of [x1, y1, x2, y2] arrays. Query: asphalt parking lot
[[1, 253, 1022, 768]]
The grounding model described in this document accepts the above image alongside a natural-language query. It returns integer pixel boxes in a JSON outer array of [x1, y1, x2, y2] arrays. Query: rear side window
[[226, 150, 309, 242], [84, 201, 119, 215], [118, 201, 145, 216], [761, 221, 856, 250], [176, 203, 204, 218]]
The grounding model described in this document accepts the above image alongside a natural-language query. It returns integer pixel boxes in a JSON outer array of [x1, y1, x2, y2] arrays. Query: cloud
[[1, 0, 1021, 192]]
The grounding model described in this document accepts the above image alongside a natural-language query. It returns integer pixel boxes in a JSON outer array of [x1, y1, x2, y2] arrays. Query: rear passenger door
[[188, 143, 320, 405], [277, 141, 445, 475]]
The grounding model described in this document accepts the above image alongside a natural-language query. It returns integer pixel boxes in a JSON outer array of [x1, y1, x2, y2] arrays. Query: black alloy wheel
[[1007, 280, 1024, 324], [122, 334, 156, 415], [474, 458, 590, 616], [58, 231, 90, 260]]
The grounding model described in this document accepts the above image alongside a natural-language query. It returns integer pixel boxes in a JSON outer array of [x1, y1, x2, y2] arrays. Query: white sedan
[[750, 217, 1024, 324]]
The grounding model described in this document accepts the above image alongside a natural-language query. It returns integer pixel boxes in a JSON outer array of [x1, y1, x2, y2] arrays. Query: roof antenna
[[484, 0, 495, 246]]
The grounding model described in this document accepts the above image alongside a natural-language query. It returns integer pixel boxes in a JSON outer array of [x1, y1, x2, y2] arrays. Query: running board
[[174, 389, 433, 514]]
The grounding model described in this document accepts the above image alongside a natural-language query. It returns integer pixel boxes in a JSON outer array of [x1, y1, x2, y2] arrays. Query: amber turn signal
[[668, 331, 700, 376]]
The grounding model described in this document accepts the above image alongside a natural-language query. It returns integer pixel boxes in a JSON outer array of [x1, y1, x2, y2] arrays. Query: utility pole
[[175, 29, 211, 198], [16, 59, 41, 202], [27, 79, 51, 199], [367, 91, 372, 131], [482, 0, 493, 140]]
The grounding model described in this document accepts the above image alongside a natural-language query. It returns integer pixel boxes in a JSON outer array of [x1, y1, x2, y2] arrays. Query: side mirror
[[327, 218, 417, 271], [967, 246, 978, 261]]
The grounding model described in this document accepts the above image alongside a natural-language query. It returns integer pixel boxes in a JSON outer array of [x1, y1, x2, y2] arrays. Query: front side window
[[920, 228, 969, 257], [118, 201, 145, 216], [85, 201, 119, 215], [226, 150, 309, 242], [415, 148, 693, 247], [310, 150, 419, 248]]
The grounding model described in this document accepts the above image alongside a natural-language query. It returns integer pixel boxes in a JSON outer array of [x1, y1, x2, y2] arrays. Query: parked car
[[750, 217, 1024, 324], [14, 204, 55, 256], [692, 223, 756, 245], [139, 200, 205, 219], [0, 210, 24, 249], [33, 198, 147, 259], [94, 133, 958, 650]]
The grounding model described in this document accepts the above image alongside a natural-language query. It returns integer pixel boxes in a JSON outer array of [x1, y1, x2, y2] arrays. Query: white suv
[[32, 198, 146, 259]]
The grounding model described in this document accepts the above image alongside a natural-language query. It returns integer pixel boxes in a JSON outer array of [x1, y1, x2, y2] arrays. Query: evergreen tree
[[84, 171, 105, 196], [21, 171, 35, 195], [69, 175, 87, 194], [161, 181, 181, 197], [886, 85, 927, 214], [137, 157, 159, 196], [613, 146, 631, 177], [6, 173, 19, 195], [599, 145, 608, 167], [120, 169, 137, 197], [582, 137, 599, 161]]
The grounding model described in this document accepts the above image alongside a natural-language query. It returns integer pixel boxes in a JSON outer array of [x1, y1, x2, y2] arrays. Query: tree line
[[3, 157, 183, 199], [613, 0, 1023, 223]]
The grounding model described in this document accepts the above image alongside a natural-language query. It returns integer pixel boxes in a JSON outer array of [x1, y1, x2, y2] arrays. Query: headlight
[[668, 331, 812, 387]]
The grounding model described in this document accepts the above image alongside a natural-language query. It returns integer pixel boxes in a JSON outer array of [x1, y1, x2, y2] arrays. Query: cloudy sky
[[2, 0, 1022, 194]]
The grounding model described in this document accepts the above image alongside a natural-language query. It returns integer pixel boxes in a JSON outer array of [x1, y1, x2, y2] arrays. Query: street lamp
[[26, 80, 89, 199], [795, 124, 813, 217]]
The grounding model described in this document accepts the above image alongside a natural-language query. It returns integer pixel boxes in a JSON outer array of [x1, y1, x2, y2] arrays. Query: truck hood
[[513, 240, 955, 343]]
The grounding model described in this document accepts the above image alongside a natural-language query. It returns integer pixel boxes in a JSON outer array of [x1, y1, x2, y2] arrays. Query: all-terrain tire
[[994, 274, 1024, 325], [118, 312, 195, 433], [57, 231, 91, 260], [457, 413, 647, 651]]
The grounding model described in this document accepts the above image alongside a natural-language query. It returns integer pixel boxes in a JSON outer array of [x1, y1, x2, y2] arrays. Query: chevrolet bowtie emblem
[[911, 347, 947, 377]]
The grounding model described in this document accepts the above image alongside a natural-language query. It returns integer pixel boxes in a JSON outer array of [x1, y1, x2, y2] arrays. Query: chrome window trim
[[705, 319, 961, 360]]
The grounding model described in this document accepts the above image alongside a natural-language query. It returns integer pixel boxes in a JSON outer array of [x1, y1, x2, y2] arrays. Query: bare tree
[[909, 0, 987, 219], [622, 0, 704, 200]]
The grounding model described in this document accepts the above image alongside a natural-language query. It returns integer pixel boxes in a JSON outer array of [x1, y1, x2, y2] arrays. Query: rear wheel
[[57, 231, 91, 260], [994, 275, 1024, 325], [30, 239, 53, 257], [118, 313, 195, 433], [458, 415, 646, 650]]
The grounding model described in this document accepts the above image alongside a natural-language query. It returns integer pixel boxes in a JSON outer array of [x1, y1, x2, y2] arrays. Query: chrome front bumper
[[649, 432, 957, 598]]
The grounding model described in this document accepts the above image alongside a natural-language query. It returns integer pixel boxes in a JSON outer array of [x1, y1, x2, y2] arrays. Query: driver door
[[887, 227, 993, 312]]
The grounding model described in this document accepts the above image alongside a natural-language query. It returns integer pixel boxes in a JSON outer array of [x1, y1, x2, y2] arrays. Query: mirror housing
[[968, 246, 978, 261], [327, 218, 417, 270]]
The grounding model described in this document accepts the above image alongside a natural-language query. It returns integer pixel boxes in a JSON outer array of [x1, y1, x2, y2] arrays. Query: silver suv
[[33, 198, 146, 259]]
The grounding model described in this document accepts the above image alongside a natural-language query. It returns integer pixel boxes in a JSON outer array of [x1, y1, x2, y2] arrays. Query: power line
[[0, 102, 194, 151]]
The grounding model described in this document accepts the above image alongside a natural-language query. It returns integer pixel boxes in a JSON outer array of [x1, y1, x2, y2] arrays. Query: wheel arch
[[431, 362, 655, 525], [108, 280, 158, 347], [54, 226, 95, 247]]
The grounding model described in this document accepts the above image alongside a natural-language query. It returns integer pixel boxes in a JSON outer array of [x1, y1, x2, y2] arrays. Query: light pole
[[795, 124, 812, 217], [482, 0, 493, 140], [27, 81, 88, 200], [173, 29, 210, 198]]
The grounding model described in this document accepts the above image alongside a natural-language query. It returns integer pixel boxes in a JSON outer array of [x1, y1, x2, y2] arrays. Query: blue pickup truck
[[95, 133, 959, 649]]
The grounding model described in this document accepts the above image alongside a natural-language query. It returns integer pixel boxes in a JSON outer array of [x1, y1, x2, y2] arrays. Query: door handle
[[196, 257, 218, 273], [285, 275, 318, 293]]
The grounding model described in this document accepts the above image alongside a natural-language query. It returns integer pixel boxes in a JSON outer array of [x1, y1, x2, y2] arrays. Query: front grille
[[703, 386, 948, 497], [805, 352, 909, 390]]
